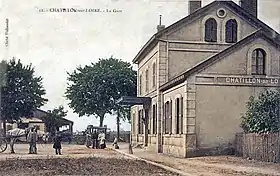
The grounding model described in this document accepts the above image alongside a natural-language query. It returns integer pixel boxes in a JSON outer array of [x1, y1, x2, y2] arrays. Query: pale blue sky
[[0, 0, 279, 132]]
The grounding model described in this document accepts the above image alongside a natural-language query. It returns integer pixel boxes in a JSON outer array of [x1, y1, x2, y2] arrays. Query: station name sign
[[225, 77, 279, 85]]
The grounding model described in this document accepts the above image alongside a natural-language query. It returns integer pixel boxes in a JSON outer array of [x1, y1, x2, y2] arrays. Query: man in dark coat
[[92, 130, 98, 149], [53, 132, 62, 155]]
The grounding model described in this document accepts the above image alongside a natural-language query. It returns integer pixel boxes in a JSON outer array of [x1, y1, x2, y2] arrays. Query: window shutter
[[164, 102, 167, 134], [141, 109, 144, 134], [138, 110, 141, 134], [232, 20, 237, 42], [180, 97, 184, 134], [175, 99, 178, 134], [178, 98, 181, 134], [252, 50, 257, 74], [170, 100, 172, 134], [226, 20, 232, 43], [212, 20, 217, 42], [155, 104, 157, 134], [205, 21, 210, 41]]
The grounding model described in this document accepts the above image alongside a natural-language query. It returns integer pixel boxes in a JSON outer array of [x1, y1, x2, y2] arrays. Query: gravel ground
[[118, 144, 280, 176], [0, 144, 179, 176], [0, 157, 179, 176]]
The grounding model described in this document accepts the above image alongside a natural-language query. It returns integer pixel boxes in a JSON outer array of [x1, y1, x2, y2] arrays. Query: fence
[[107, 131, 130, 143], [235, 132, 280, 163]]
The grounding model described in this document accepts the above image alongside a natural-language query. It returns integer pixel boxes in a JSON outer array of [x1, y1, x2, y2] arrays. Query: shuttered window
[[138, 109, 144, 134], [252, 48, 266, 75], [205, 18, 217, 42], [225, 19, 237, 43], [175, 97, 184, 134], [165, 101, 172, 134]]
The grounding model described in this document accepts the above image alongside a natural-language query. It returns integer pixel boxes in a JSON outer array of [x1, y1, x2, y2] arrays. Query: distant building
[[5, 109, 73, 133], [118, 0, 280, 157]]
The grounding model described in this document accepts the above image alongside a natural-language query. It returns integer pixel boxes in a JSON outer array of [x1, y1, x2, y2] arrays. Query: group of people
[[85, 130, 106, 149], [26, 127, 62, 155]]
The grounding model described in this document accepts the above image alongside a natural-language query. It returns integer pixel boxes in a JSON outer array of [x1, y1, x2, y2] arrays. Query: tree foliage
[[0, 58, 47, 123], [65, 57, 137, 127], [241, 89, 280, 134], [44, 105, 68, 135]]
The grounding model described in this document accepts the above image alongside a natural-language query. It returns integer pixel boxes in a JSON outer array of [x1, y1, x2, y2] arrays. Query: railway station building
[[118, 0, 280, 157]]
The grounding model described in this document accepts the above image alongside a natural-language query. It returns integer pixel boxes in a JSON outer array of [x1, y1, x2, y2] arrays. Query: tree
[[44, 105, 68, 136], [65, 56, 137, 128], [241, 89, 280, 134], [1, 58, 47, 133], [0, 58, 47, 153]]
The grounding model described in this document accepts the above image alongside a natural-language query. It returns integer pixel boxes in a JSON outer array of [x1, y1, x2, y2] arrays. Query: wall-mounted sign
[[225, 77, 279, 85], [196, 75, 280, 86]]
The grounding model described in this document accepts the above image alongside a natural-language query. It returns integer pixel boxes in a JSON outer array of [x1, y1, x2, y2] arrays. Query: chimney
[[239, 0, 258, 18], [157, 15, 165, 32], [189, 0, 201, 15]]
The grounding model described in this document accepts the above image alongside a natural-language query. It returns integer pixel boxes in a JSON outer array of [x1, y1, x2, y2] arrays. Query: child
[[53, 132, 62, 155], [112, 136, 119, 149]]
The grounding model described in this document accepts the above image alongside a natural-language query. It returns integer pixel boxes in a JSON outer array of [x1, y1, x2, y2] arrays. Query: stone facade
[[130, 0, 280, 157]]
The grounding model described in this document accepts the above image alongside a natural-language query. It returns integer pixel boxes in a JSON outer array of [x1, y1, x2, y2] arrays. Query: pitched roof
[[34, 109, 73, 124], [133, 0, 280, 64], [159, 29, 280, 91]]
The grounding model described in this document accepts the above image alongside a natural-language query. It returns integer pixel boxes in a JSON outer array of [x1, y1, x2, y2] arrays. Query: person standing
[[53, 132, 62, 155], [27, 127, 38, 154], [92, 130, 98, 149], [85, 132, 91, 148]]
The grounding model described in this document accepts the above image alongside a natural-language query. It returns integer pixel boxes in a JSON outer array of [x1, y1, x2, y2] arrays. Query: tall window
[[175, 98, 180, 134], [138, 110, 144, 134], [145, 69, 149, 92], [164, 101, 172, 134], [175, 97, 184, 134], [152, 104, 157, 134], [152, 63, 156, 88], [225, 19, 237, 43], [205, 18, 217, 42], [139, 74, 142, 95], [252, 48, 266, 75], [180, 97, 183, 134], [148, 109, 151, 134], [132, 112, 136, 134]]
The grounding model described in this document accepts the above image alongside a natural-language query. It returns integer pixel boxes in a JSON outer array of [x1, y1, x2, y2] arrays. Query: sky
[[0, 0, 280, 132]]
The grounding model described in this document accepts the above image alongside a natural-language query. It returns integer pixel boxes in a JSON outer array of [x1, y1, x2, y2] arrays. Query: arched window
[[252, 48, 266, 75], [175, 97, 184, 134], [225, 19, 237, 43], [164, 101, 172, 134], [205, 18, 217, 42]]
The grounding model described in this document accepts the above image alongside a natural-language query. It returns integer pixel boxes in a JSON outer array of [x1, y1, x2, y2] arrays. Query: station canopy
[[116, 96, 151, 106]]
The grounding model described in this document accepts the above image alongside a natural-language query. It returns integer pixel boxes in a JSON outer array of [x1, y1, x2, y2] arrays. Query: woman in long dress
[[85, 133, 91, 148]]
